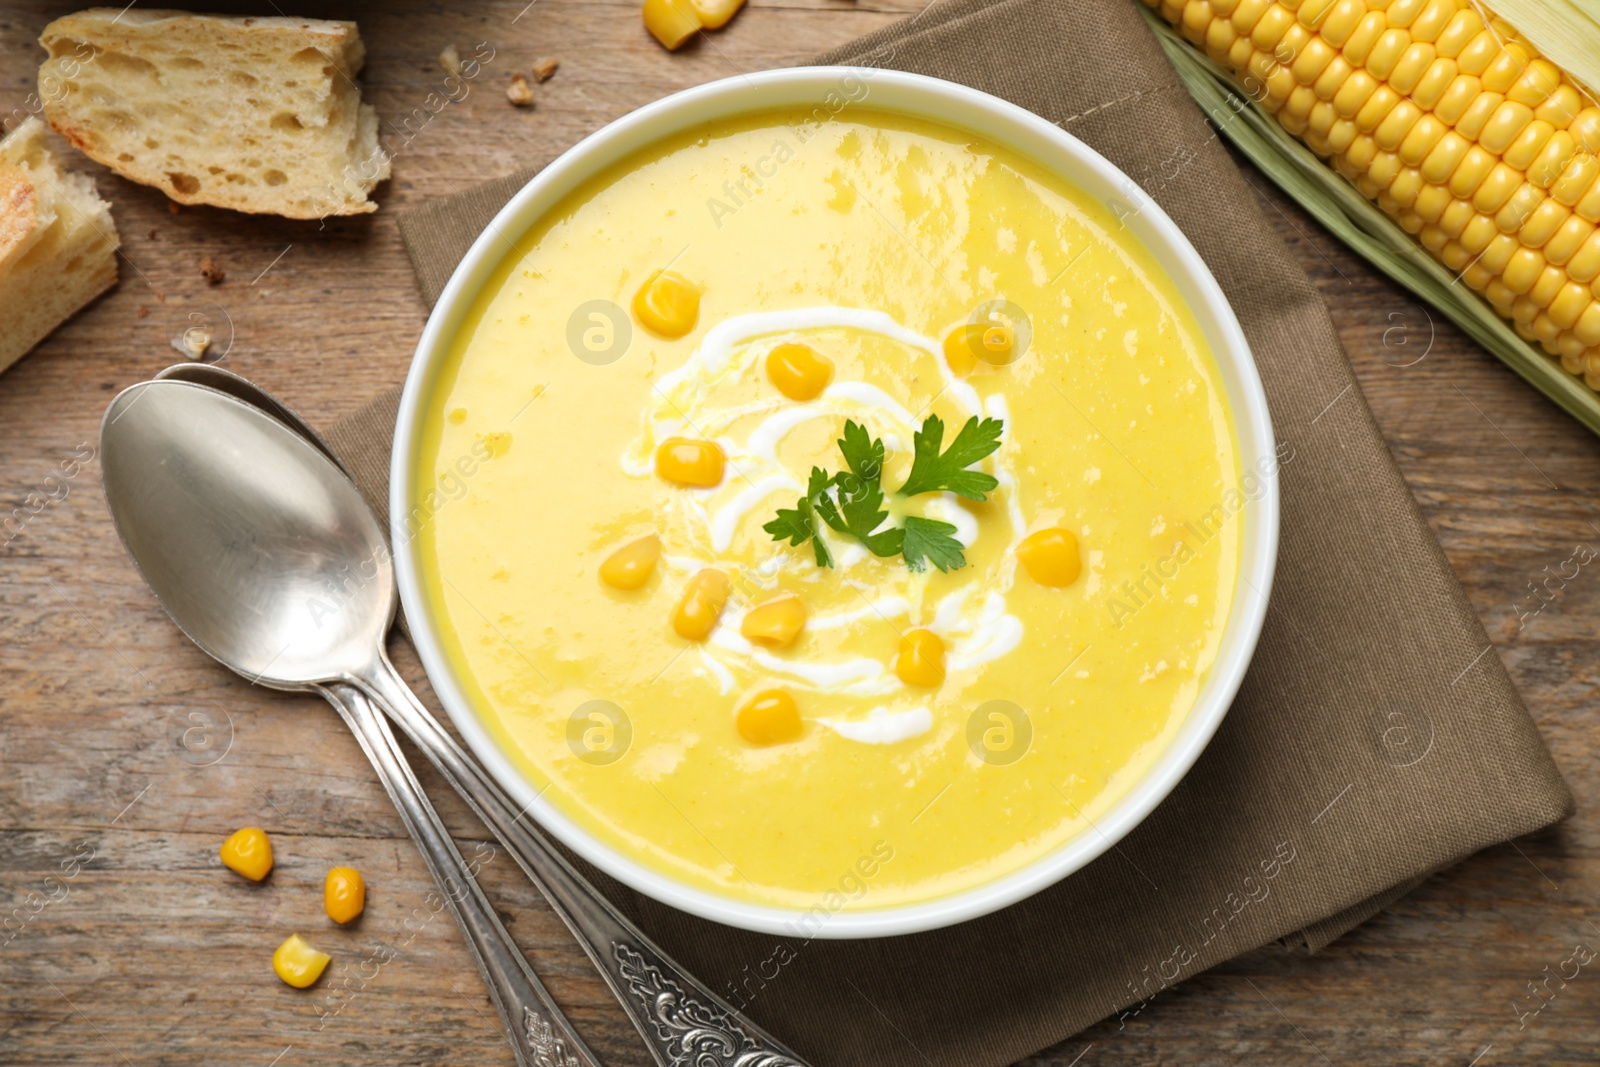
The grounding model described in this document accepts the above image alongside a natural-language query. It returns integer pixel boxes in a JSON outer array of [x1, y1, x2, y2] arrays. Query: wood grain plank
[[1, 2, 1597, 1065]]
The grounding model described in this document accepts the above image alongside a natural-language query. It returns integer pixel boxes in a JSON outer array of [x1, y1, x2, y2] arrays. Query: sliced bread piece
[[0, 117, 119, 374], [38, 9, 390, 218]]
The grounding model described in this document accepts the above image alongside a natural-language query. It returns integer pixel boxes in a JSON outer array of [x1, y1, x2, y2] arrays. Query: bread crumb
[[136, 306, 149, 318], [167, 201, 181, 216], [438, 43, 461, 76], [532, 57, 559, 82], [172, 325, 212, 360], [506, 73, 535, 108], [147, 229, 158, 240], [200, 255, 225, 285]]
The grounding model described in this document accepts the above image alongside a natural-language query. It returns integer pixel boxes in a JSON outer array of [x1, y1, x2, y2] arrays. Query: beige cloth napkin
[[326, 1, 1573, 1063]]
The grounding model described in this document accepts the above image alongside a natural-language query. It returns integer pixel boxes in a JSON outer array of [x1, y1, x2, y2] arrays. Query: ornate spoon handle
[[349, 658, 812, 1067], [321, 682, 601, 1067]]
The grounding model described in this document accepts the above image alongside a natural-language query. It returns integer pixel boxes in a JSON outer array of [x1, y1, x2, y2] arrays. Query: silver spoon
[[102, 377, 811, 1067], [102, 379, 598, 1067]]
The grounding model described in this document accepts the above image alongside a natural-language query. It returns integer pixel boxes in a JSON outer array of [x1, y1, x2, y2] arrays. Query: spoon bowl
[[152, 362, 351, 474], [100, 379, 393, 688]]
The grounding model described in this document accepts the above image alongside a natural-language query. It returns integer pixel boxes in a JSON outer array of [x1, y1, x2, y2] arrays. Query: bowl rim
[[391, 66, 1280, 939]]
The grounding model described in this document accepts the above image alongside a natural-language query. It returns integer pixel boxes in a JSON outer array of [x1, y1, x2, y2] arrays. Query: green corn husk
[[1138, 4, 1600, 439], [1483, 0, 1600, 103]]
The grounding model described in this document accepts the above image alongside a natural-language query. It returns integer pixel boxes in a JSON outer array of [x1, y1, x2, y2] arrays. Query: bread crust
[[0, 161, 41, 269], [0, 118, 119, 374]]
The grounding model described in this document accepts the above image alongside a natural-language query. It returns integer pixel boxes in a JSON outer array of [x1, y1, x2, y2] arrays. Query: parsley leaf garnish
[[901, 515, 967, 573], [816, 471, 903, 558], [763, 466, 835, 568], [764, 414, 1003, 572], [896, 414, 1003, 500], [836, 419, 885, 483]]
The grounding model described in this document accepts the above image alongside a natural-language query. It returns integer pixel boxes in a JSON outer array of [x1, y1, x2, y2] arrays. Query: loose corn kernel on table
[[2, 2, 1599, 1065]]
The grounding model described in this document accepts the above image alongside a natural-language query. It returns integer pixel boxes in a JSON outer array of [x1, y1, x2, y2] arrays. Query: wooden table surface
[[3, 2, 1599, 1065]]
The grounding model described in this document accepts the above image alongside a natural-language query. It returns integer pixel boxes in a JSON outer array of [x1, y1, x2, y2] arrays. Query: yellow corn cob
[[1148, 0, 1600, 391]]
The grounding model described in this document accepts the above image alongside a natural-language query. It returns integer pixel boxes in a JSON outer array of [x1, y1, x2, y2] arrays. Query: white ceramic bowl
[[392, 67, 1279, 938]]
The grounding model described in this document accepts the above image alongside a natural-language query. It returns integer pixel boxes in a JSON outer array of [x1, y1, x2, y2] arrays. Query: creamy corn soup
[[414, 108, 1241, 911]]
